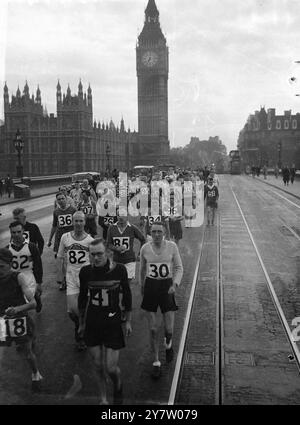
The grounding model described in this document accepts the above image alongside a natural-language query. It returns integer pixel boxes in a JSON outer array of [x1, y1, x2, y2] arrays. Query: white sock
[[32, 371, 43, 381], [164, 337, 172, 350], [153, 360, 161, 367]]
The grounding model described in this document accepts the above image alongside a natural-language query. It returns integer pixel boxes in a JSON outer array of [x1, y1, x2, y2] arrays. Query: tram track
[[169, 176, 300, 405], [231, 187, 300, 373]]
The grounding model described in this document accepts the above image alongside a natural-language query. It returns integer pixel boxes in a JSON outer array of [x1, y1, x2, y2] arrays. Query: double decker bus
[[229, 150, 242, 175]]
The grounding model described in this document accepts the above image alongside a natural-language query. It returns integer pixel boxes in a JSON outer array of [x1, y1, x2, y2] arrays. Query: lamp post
[[14, 129, 24, 179], [277, 140, 282, 168], [106, 144, 111, 176]]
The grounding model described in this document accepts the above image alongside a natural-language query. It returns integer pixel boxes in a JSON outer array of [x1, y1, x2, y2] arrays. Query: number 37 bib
[[147, 262, 171, 279]]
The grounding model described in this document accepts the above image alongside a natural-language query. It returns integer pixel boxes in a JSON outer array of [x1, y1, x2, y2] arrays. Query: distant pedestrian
[[290, 165, 296, 185], [263, 165, 267, 180], [5, 174, 13, 198], [274, 165, 279, 179], [0, 178, 3, 197], [251, 165, 256, 178], [256, 167, 261, 177], [282, 165, 290, 186]]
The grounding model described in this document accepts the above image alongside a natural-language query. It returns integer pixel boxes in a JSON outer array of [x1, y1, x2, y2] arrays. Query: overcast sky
[[1, 0, 300, 153]]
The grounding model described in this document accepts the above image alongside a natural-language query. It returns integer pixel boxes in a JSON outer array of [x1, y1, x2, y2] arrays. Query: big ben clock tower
[[136, 0, 170, 165]]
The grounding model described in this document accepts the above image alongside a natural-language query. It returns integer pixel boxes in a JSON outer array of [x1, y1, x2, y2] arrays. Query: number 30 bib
[[147, 262, 171, 279]]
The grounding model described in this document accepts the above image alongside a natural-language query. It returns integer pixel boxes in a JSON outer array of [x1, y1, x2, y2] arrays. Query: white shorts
[[66, 269, 80, 296], [124, 262, 136, 280]]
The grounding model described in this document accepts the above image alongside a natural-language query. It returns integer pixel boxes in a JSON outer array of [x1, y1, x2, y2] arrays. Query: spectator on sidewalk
[[274, 165, 279, 179], [5, 174, 13, 198], [290, 164, 296, 185], [282, 165, 290, 186], [263, 164, 268, 180], [0, 178, 3, 197]]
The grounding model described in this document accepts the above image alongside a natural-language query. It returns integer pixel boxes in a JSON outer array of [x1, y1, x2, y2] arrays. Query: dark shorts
[[84, 308, 125, 350], [169, 220, 183, 240], [0, 315, 35, 347], [141, 278, 178, 313], [207, 201, 217, 209]]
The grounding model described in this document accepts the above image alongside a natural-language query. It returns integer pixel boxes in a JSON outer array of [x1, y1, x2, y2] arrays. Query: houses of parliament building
[[0, 0, 170, 177]]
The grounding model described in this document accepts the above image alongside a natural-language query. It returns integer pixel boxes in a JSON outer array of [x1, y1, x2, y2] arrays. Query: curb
[[0, 189, 57, 207], [254, 177, 300, 201]]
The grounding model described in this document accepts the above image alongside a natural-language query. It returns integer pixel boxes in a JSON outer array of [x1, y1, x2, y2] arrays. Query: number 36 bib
[[147, 262, 171, 279]]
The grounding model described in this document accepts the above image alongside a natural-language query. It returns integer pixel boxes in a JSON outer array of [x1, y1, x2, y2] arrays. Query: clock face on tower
[[142, 51, 158, 67]]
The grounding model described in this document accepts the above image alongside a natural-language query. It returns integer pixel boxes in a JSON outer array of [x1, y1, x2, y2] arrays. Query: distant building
[[238, 107, 300, 169], [0, 81, 138, 177], [0, 0, 170, 177]]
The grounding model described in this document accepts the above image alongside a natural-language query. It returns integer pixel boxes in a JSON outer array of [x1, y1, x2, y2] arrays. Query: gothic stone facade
[[238, 107, 300, 169], [0, 81, 138, 177]]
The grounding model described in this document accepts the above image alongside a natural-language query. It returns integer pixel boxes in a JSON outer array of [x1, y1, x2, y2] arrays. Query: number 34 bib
[[147, 262, 171, 279]]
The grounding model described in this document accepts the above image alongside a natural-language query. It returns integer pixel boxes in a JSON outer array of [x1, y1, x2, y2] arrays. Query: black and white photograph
[[0, 0, 300, 409]]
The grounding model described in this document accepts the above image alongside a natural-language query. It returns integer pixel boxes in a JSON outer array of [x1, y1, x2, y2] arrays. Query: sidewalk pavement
[[0, 184, 60, 206], [250, 174, 300, 200]]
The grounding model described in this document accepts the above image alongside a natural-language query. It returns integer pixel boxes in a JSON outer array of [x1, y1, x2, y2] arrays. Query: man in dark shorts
[[139, 222, 183, 379], [78, 238, 132, 405], [0, 248, 43, 392], [204, 176, 219, 226]]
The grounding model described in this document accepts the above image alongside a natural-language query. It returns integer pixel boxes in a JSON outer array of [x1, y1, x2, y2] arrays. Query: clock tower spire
[[136, 0, 169, 165]]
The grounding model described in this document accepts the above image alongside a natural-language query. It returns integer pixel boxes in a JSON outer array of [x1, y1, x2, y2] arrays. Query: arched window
[[276, 120, 281, 129], [284, 120, 289, 129], [292, 119, 297, 129], [268, 122, 272, 130]]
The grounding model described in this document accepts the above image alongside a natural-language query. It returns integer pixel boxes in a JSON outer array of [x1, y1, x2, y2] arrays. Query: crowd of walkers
[[0, 162, 221, 404]]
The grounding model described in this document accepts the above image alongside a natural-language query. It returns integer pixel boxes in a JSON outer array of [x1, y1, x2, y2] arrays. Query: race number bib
[[81, 205, 93, 215], [208, 190, 216, 197], [148, 215, 161, 225], [0, 316, 27, 341], [68, 250, 88, 265], [104, 217, 115, 225], [112, 237, 130, 251], [91, 290, 109, 307], [147, 262, 170, 279], [23, 231, 30, 242], [11, 255, 31, 271], [58, 214, 73, 227]]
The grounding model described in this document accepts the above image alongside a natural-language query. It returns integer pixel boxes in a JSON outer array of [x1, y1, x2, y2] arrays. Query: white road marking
[[168, 232, 205, 405], [269, 189, 300, 210]]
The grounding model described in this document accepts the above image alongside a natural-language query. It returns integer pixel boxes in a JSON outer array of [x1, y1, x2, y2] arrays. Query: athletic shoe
[[166, 347, 174, 363], [151, 365, 162, 380], [113, 383, 123, 405], [31, 380, 42, 393], [59, 282, 66, 291], [31, 373, 43, 393]]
